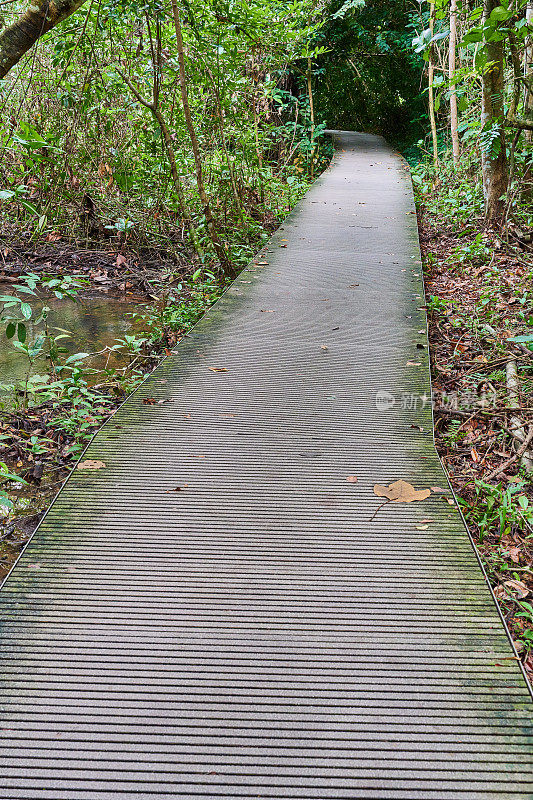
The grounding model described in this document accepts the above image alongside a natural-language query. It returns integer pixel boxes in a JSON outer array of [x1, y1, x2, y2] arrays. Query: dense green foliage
[[0, 0, 327, 269], [312, 0, 426, 146]]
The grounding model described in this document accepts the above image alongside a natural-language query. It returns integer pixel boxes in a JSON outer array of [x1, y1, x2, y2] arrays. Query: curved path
[[0, 132, 532, 799]]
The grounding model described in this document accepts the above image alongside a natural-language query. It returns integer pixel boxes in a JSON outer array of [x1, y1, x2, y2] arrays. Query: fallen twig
[[485, 424, 533, 481]]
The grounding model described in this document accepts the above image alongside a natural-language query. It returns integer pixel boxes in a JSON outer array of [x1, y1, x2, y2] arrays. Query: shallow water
[[0, 292, 142, 403]]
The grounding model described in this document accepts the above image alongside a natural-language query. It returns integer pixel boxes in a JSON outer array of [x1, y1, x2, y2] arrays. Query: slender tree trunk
[[481, 0, 508, 225], [170, 0, 235, 279], [428, 2, 439, 169], [0, 0, 88, 79], [449, 0, 460, 165], [306, 56, 316, 177], [525, 1, 533, 143], [152, 107, 203, 260], [116, 61, 203, 261]]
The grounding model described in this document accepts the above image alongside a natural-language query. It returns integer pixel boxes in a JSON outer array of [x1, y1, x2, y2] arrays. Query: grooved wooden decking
[[0, 131, 532, 799]]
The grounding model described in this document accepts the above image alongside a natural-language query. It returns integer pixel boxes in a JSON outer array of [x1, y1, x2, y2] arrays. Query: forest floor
[[0, 228, 190, 295], [419, 209, 533, 682]]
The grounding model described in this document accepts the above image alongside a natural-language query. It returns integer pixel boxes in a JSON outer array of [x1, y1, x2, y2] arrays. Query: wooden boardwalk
[[0, 131, 531, 799]]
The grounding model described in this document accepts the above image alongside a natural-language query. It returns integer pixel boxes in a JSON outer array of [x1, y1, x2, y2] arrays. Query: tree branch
[[0, 0, 88, 79]]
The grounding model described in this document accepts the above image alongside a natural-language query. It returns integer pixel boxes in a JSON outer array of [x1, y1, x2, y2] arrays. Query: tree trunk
[[306, 55, 316, 178], [481, 0, 509, 225], [0, 0, 88, 79], [449, 0, 460, 165], [525, 1, 533, 143], [428, 2, 439, 169], [170, 0, 235, 279]]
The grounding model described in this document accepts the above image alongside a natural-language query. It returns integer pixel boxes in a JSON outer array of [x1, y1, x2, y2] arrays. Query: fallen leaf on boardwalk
[[430, 486, 448, 493], [504, 579, 530, 598], [166, 484, 189, 493], [77, 460, 106, 470], [346, 476, 358, 483], [373, 480, 431, 503], [419, 518, 434, 524], [142, 398, 156, 405], [415, 524, 429, 530], [183, 414, 192, 419], [260, 309, 275, 313], [406, 361, 422, 367], [411, 424, 424, 431], [208, 367, 228, 372], [321, 345, 328, 351], [218, 413, 236, 418]]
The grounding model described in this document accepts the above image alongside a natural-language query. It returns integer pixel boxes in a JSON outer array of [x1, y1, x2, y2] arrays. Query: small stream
[[0, 292, 143, 405]]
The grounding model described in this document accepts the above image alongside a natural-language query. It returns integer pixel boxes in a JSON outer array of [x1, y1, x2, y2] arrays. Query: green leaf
[[508, 334, 533, 343], [489, 6, 512, 22], [20, 302, 32, 320], [17, 322, 26, 343], [29, 333, 45, 357], [19, 200, 38, 216], [5, 321, 15, 339], [65, 352, 90, 364]]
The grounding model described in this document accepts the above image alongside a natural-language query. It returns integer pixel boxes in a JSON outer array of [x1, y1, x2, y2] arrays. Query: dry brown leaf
[[430, 486, 448, 493], [208, 367, 229, 372], [373, 480, 431, 503], [346, 475, 358, 484], [504, 580, 530, 598], [77, 460, 106, 471], [419, 518, 434, 524]]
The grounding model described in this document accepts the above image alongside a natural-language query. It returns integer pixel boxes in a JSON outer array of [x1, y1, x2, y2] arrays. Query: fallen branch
[[485, 424, 533, 481], [506, 359, 533, 472]]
